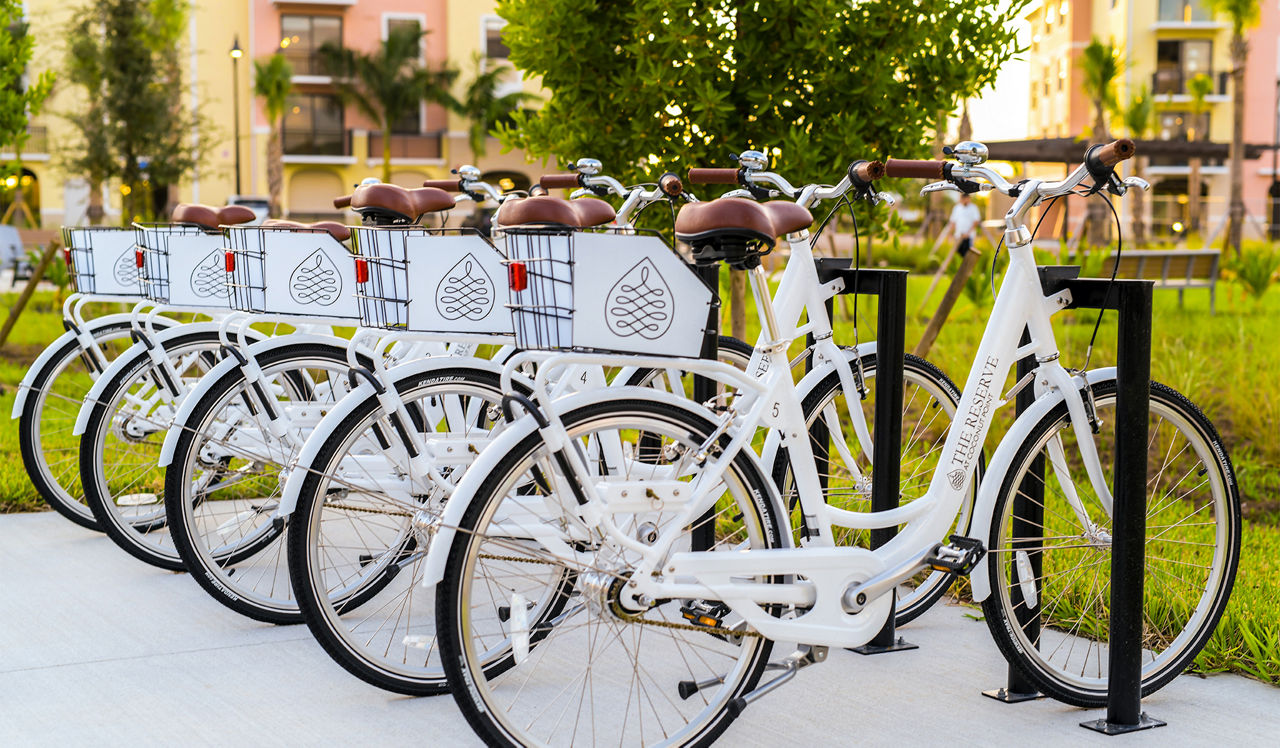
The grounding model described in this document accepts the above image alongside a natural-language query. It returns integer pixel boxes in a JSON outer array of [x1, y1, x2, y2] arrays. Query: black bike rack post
[[690, 264, 722, 552], [814, 260, 916, 654], [983, 328, 1046, 703], [1023, 267, 1163, 733]]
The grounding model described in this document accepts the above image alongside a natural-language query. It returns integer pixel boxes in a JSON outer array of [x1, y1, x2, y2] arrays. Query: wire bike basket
[[61, 226, 148, 297], [352, 226, 513, 335], [503, 228, 714, 357], [132, 223, 232, 307], [224, 225, 360, 322]]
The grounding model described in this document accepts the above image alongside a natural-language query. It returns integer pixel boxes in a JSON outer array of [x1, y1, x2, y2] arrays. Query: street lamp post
[[230, 37, 244, 198]]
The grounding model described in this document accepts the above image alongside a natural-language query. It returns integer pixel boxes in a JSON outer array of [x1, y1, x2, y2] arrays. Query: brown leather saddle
[[346, 183, 456, 225], [674, 198, 813, 268], [261, 219, 351, 243], [495, 195, 616, 228], [171, 204, 257, 231]]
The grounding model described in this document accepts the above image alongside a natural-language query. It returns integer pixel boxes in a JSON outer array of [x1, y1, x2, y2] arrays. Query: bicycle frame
[[422, 159, 1133, 650]]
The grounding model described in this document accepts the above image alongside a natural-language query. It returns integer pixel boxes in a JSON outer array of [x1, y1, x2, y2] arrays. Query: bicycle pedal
[[925, 535, 986, 574], [680, 599, 730, 630]]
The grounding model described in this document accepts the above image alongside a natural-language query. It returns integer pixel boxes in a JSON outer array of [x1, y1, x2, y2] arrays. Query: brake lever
[[920, 181, 962, 196], [1122, 176, 1150, 192]]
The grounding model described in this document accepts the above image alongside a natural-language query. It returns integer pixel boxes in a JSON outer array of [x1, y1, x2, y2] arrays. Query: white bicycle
[[425, 139, 1239, 746]]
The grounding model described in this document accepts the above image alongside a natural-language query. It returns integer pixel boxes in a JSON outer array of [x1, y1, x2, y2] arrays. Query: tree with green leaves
[[64, 0, 209, 224], [1079, 38, 1123, 245], [253, 54, 293, 217], [1206, 0, 1260, 255], [1187, 72, 1214, 238], [0, 1, 53, 226], [1121, 85, 1153, 245], [457, 53, 536, 162], [493, 0, 1027, 336], [319, 26, 457, 183]]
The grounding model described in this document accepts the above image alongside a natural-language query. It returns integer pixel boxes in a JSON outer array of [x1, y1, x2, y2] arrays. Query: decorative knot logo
[[114, 247, 141, 286], [190, 249, 229, 299], [290, 249, 342, 306], [605, 258, 672, 340], [436, 254, 495, 321], [947, 468, 966, 491]]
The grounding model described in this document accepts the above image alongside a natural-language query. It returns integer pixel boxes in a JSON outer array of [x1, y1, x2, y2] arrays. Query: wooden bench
[[1100, 248, 1221, 313]]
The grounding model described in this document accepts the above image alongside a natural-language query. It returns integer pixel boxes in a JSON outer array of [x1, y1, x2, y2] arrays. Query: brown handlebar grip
[[658, 172, 683, 197], [539, 174, 581, 189], [687, 168, 741, 185], [334, 195, 352, 209], [422, 179, 462, 191], [883, 159, 947, 179], [848, 160, 886, 186], [1093, 139, 1136, 168]]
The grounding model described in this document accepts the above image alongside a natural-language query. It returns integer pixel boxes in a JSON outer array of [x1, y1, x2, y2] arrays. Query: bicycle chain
[[475, 553, 762, 639]]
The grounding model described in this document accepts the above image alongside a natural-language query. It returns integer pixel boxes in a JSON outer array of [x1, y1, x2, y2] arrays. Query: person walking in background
[[948, 192, 982, 257]]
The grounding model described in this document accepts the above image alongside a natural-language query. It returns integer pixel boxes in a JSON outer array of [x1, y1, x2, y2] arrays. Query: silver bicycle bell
[[455, 164, 481, 182], [951, 141, 989, 165], [737, 150, 768, 171], [573, 158, 602, 176]]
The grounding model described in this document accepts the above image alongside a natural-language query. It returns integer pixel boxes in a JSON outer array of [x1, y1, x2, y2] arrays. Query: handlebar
[[422, 179, 463, 191], [847, 160, 886, 188], [334, 195, 352, 209], [687, 168, 740, 185], [1086, 138, 1136, 171], [658, 172, 683, 198], [539, 174, 582, 189], [884, 159, 947, 179]]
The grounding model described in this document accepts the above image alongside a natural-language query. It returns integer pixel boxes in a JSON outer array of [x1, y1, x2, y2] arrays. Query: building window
[[386, 16, 422, 59], [283, 93, 346, 155], [1158, 0, 1211, 22], [1159, 110, 1210, 142], [484, 17, 510, 60], [1154, 39, 1213, 95], [280, 14, 342, 77]]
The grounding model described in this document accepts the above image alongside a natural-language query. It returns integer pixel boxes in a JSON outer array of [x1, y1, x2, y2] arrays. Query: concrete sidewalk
[[1, 511, 1276, 746]]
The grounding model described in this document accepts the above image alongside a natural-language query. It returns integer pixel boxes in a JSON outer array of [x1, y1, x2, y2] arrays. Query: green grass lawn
[[3, 268, 1279, 684]]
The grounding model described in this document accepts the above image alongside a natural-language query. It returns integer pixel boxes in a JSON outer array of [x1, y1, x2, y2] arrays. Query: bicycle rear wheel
[[166, 342, 355, 623], [436, 397, 786, 747], [19, 321, 139, 529], [982, 380, 1240, 707]]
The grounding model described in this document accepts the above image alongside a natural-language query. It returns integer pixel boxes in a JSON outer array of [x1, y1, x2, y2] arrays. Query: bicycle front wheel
[[436, 397, 786, 747], [982, 380, 1240, 706]]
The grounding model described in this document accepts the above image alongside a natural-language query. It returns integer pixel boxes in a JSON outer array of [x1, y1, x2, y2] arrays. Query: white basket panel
[[403, 234, 513, 334], [257, 231, 360, 321], [63, 228, 142, 296]]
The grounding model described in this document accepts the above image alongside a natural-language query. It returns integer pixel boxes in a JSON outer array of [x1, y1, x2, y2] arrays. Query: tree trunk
[[1130, 156, 1147, 245], [957, 100, 972, 142], [1225, 34, 1248, 255], [382, 125, 393, 183], [267, 125, 284, 218], [1087, 103, 1111, 246], [1189, 156, 1202, 240], [87, 177, 104, 226], [729, 269, 745, 342], [923, 115, 947, 238]]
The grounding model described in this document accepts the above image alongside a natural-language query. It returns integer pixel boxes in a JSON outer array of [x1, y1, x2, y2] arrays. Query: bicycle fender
[[157, 333, 350, 466], [11, 313, 143, 418], [71, 323, 254, 436], [420, 387, 793, 590], [967, 367, 1116, 602], [276, 356, 516, 516]]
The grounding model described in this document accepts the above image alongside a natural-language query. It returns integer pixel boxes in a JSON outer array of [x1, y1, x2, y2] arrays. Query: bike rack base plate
[[1080, 713, 1166, 735]]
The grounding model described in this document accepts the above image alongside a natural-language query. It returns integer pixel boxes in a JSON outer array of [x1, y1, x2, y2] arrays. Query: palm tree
[[319, 27, 457, 183], [457, 53, 537, 161], [1186, 72, 1214, 238], [1122, 86, 1154, 245], [1206, 0, 1261, 255], [1078, 38, 1123, 245], [253, 54, 292, 218]]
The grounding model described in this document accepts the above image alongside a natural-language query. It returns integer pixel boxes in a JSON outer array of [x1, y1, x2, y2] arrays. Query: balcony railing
[[1152, 70, 1228, 97], [21, 125, 47, 155], [282, 49, 331, 78], [367, 131, 444, 160], [283, 128, 350, 157]]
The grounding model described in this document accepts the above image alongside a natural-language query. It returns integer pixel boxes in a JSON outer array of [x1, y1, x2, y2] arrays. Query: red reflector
[[224, 251, 235, 273], [135, 248, 144, 268], [355, 258, 369, 284], [508, 262, 527, 292], [63, 247, 72, 266]]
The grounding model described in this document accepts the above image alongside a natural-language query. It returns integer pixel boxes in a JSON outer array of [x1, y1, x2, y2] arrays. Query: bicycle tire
[[436, 396, 786, 747], [982, 380, 1240, 707]]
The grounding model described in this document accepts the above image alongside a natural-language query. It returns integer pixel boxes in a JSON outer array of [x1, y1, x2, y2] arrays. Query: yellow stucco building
[[7, 0, 545, 227]]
